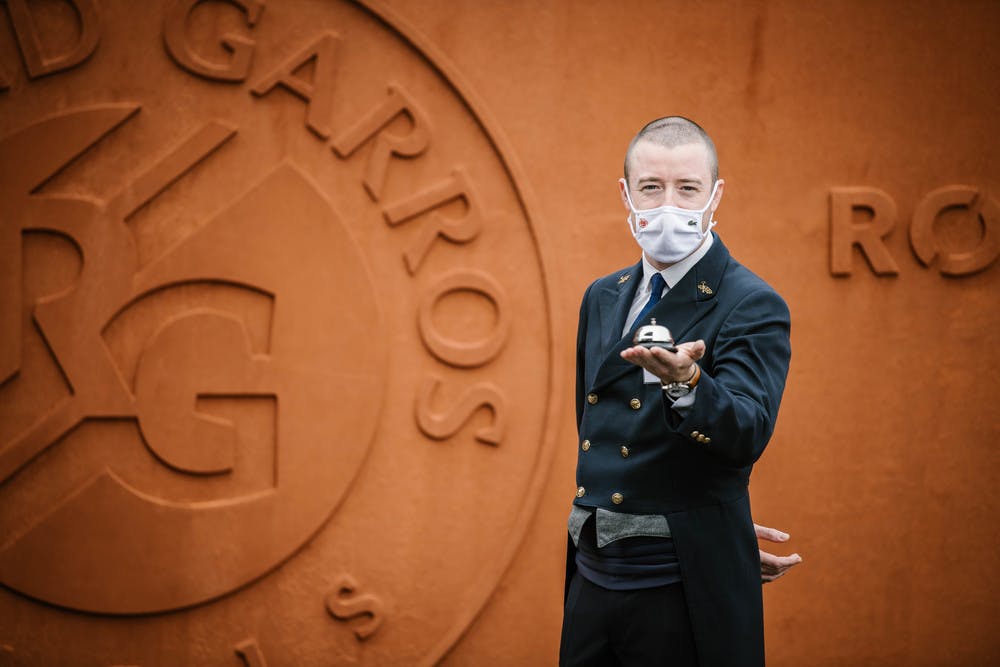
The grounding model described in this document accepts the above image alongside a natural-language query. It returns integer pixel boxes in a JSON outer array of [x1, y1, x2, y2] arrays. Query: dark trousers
[[559, 571, 698, 667]]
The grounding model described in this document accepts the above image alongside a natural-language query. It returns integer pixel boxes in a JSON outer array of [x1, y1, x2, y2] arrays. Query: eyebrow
[[635, 176, 704, 187]]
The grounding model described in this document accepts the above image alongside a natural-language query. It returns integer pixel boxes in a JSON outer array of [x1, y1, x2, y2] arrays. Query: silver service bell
[[632, 318, 677, 351]]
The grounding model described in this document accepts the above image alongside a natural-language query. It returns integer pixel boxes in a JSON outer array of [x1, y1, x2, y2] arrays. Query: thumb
[[677, 339, 706, 362]]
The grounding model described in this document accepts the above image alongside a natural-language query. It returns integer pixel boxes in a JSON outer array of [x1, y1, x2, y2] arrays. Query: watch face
[[665, 384, 691, 399]]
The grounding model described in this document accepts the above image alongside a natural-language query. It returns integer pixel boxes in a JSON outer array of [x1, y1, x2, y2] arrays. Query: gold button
[[703, 437, 711, 444], [629, 398, 641, 410], [611, 492, 624, 505], [691, 430, 700, 438], [581, 439, 591, 451], [587, 393, 598, 405], [576, 486, 586, 498], [620, 445, 629, 458], [697, 435, 707, 443]]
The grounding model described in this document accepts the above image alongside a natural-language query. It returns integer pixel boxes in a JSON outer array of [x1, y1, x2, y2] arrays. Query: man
[[560, 117, 799, 667]]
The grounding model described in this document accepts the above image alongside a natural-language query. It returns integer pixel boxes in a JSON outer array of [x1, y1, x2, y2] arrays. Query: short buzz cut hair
[[624, 116, 719, 184]]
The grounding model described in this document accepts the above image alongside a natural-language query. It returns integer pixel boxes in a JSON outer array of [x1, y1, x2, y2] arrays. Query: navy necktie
[[630, 272, 666, 336]]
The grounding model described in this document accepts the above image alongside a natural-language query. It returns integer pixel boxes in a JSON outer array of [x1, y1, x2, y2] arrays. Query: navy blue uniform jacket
[[569, 235, 791, 667]]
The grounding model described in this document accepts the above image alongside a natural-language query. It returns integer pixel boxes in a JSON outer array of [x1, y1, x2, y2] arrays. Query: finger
[[620, 345, 655, 361], [619, 346, 649, 365], [754, 524, 790, 542], [620, 347, 660, 369], [762, 570, 786, 584], [767, 554, 802, 569], [759, 550, 779, 567], [760, 552, 802, 579], [759, 552, 801, 584]]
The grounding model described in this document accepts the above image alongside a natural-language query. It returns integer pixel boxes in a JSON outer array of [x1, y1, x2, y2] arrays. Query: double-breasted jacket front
[[569, 235, 792, 667]]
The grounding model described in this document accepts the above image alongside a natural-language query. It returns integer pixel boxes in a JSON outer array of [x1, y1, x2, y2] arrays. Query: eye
[[640, 184, 661, 192]]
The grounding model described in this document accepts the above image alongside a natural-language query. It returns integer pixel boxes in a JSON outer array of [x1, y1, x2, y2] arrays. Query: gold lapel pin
[[618, 274, 631, 285], [697, 281, 714, 295]]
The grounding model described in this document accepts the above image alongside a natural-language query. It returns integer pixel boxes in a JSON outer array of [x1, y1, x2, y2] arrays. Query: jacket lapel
[[589, 238, 731, 392], [598, 262, 642, 356], [584, 262, 641, 392]]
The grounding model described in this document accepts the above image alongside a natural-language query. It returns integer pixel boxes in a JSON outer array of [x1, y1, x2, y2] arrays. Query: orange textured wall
[[1, 1, 997, 665]]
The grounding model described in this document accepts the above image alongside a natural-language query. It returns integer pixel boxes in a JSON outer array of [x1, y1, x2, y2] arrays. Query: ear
[[709, 178, 725, 214], [619, 178, 631, 211]]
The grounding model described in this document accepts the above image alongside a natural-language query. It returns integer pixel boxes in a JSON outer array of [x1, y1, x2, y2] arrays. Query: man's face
[[620, 139, 724, 233]]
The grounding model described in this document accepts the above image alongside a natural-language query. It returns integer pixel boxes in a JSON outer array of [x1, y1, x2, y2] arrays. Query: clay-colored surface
[[1, 1, 997, 665]]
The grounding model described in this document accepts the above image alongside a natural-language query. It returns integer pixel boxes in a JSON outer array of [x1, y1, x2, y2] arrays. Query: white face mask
[[621, 179, 719, 265]]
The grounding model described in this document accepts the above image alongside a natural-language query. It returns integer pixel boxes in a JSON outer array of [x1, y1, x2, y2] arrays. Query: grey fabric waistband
[[568, 505, 671, 548]]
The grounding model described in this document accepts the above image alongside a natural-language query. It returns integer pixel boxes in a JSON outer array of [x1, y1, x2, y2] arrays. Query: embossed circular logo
[[0, 1, 557, 664]]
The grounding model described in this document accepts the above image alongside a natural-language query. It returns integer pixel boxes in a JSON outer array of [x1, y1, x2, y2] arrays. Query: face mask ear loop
[[621, 178, 639, 233], [703, 218, 717, 239], [703, 180, 720, 213], [700, 180, 721, 238], [621, 179, 637, 209]]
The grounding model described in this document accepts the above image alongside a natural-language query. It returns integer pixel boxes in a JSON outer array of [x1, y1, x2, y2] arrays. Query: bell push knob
[[632, 318, 677, 352]]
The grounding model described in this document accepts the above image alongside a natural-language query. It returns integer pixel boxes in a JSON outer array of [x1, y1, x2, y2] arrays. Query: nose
[[649, 187, 686, 209], [660, 190, 681, 207]]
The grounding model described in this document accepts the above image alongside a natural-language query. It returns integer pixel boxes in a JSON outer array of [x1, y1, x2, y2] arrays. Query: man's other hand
[[755, 523, 802, 584]]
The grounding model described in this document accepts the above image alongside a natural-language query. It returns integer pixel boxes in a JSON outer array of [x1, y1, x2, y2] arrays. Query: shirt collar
[[640, 232, 715, 291]]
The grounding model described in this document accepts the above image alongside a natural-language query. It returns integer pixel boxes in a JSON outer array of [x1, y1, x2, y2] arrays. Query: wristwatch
[[662, 364, 701, 400]]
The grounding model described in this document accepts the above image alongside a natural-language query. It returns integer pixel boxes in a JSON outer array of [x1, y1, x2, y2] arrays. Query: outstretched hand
[[755, 523, 802, 583], [620, 339, 706, 384]]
